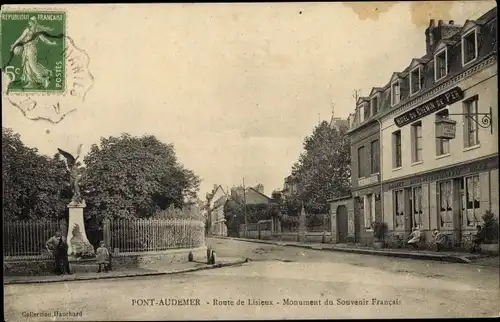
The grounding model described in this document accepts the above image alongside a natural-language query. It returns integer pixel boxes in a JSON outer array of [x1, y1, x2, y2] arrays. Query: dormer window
[[434, 48, 448, 81], [371, 96, 379, 115], [410, 66, 421, 96], [391, 81, 400, 107], [462, 29, 478, 66], [363, 103, 370, 120], [357, 105, 364, 123]]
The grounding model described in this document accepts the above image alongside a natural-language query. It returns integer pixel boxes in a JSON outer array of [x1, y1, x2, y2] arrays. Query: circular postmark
[[2, 9, 94, 124]]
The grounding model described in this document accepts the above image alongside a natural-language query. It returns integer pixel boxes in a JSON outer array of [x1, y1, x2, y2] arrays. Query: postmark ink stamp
[[1, 8, 94, 124]]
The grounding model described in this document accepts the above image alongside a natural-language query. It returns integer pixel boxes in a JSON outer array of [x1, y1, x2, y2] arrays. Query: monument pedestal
[[67, 200, 95, 258]]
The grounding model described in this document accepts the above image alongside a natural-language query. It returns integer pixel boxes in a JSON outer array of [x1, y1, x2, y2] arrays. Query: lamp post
[[243, 177, 247, 238]]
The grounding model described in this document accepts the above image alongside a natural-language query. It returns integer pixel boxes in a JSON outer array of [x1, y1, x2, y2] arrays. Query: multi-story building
[[342, 94, 383, 245], [332, 7, 497, 248], [282, 175, 299, 200], [206, 185, 228, 236], [379, 9, 498, 247]]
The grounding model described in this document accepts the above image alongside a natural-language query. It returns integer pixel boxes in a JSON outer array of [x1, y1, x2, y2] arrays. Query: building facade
[[207, 185, 228, 236], [282, 175, 299, 201], [345, 94, 383, 245], [378, 10, 498, 247]]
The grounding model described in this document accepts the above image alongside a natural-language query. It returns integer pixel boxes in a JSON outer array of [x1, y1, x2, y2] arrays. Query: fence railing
[[3, 220, 66, 260], [306, 214, 330, 232], [110, 218, 205, 253]]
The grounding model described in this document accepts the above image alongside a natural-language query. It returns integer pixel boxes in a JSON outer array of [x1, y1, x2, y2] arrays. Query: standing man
[[46, 231, 72, 275]]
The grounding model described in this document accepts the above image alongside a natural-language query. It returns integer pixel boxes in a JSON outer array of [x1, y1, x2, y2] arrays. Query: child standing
[[96, 241, 110, 273]]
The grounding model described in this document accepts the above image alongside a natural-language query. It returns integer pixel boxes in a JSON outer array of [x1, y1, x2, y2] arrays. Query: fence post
[[60, 220, 68, 237], [103, 218, 111, 249]]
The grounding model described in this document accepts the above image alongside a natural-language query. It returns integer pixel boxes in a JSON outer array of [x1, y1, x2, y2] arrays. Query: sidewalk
[[214, 236, 498, 266], [4, 257, 248, 285]]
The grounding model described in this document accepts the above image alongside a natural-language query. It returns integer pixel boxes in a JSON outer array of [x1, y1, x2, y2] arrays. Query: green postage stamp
[[1, 11, 66, 93]]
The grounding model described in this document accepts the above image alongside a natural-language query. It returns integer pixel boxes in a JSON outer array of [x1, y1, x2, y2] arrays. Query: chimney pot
[[449, 20, 454, 25], [429, 19, 435, 27], [438, 19, 444, 26]]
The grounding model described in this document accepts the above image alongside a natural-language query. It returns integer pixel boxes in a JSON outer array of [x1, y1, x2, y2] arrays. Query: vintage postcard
[[2, 2, 499, 321]]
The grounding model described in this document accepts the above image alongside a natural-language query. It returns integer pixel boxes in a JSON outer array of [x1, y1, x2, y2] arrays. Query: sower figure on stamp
[[9, 16, 58, 89]]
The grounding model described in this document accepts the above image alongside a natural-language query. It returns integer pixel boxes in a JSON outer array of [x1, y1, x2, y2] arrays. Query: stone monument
[[58, 145, 95, 258]]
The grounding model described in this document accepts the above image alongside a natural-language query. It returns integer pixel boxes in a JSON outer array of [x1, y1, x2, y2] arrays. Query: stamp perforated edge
[[1, 6, 69, 96]]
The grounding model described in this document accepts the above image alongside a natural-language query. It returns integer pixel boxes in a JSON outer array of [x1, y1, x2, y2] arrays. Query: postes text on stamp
[[1, 11, 66, 93]]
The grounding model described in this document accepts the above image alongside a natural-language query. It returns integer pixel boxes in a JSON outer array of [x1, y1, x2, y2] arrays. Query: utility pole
[[243, 177, 248, 238]]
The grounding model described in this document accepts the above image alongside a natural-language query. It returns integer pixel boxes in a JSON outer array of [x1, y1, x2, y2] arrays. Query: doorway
[[336, 205, 348, 243]]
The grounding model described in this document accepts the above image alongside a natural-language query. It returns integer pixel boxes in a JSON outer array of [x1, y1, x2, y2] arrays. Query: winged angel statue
[[58, 144, 85, 204]]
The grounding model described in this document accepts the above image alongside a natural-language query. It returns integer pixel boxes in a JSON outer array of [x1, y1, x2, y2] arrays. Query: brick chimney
[[255, 184, 264, 195], [425, 19, 462, 55]]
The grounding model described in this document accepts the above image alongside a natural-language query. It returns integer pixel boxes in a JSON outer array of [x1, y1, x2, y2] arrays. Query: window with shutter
[[434, 49, 448, 81], [438, 181, 454, 229], [464, 175, 480, 227], [412, 186, 423, 228], [391, 81, 401, 106], [394, 190, 405, 229], [462, 29, 478, 66]]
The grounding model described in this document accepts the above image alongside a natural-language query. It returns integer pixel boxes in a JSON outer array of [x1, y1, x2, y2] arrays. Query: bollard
[[210, 250, 216, 265], [188, 251, 194, 262], [206, 246, 212, 264]]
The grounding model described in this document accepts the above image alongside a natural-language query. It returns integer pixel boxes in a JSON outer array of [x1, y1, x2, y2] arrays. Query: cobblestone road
[[4, 238, 499, 320]]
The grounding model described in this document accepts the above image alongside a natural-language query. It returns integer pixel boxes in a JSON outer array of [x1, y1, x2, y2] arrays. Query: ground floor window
[[438, 180, 453, 229], [464, 175, 481, 227], [394, 189, 404, 228], [412, 186, 423, 228], [364, 194, 374, 229]]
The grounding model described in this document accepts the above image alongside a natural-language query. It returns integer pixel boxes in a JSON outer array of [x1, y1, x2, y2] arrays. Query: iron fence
[[306, 214, 330, 232], [110, 218, 205, 253], [3, 220, 66, 260]]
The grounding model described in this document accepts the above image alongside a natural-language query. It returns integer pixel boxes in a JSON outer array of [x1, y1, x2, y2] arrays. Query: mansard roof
[[433, 39, 457, 54], [356, 97, 369, 105], [369, 87, 384, 97]]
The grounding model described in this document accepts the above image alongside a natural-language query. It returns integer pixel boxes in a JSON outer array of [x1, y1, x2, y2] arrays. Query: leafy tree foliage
[[83, 134, 200, 221], [2, 127, 71, 220], [289, 121, 351, 212], [223, 199, 280, 236]]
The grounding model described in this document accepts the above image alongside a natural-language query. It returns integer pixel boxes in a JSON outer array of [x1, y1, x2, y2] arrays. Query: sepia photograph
[[2, 1, 499, 320]]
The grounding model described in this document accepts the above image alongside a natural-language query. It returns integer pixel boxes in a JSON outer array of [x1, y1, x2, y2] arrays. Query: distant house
[[206, 185, 229, 236], [230, 184, 274, 205], [282, 175, 299, 200]]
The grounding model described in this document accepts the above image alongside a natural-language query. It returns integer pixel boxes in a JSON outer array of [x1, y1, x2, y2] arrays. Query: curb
[[211, 236, 472, 264], [4, 258, 249, 285]]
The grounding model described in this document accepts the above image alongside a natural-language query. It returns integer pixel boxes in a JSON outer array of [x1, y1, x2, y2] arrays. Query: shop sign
[[435, 119, 457, 139], [394, 87, 464, 127]]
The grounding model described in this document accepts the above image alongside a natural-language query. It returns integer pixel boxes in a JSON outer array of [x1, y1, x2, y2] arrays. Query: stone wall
[[4, 247, 207, 276]]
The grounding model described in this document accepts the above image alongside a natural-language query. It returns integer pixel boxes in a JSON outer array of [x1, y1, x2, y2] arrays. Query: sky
[[2, 2, 496, 198]]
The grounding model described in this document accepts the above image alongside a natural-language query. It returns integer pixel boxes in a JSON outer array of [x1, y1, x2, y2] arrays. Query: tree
[[2, 127, 71, 220], [82, 133, 200, 222], [223, 199, 280, 236], [290, 121, 351, 213]]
